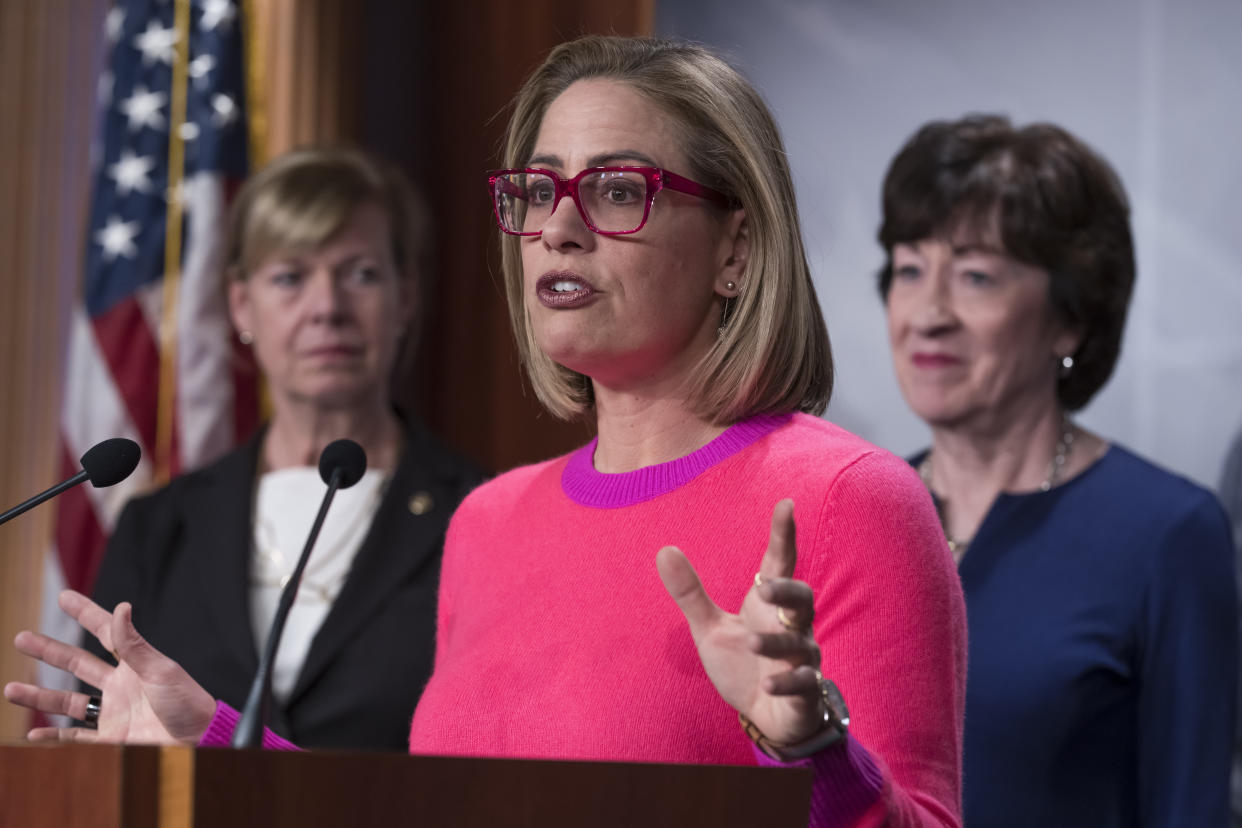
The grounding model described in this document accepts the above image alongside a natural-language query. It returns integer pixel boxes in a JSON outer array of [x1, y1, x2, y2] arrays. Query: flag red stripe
[[90, 298, 162, 458]]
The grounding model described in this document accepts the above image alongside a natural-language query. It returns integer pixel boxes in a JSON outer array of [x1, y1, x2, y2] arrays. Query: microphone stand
[[0, 470, 88, 527], [231, 465, 344, 749]]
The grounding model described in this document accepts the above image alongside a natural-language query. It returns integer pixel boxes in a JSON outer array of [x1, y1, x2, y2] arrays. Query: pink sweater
[[409, 413, 965, 827]]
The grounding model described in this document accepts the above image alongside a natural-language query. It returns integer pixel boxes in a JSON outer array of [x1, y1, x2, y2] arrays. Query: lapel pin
[[407, 491, 434, 515]]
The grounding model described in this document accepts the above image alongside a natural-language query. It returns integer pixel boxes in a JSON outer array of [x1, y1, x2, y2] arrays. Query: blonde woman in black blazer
[[84, 149, 482, 751]]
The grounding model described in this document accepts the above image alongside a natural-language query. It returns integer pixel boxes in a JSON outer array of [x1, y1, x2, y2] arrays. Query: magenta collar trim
[[561, 413, 791, 508]]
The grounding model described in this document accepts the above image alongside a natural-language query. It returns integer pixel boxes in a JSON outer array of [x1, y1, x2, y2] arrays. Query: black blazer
[[85, 420, 483, 751]]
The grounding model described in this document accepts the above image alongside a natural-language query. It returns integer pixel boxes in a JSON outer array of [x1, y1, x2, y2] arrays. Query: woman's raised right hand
[[4, 589, 216, 745]]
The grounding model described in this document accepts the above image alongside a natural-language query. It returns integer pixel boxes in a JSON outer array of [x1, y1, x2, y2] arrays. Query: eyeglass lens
[[495, 170, 651, 234]]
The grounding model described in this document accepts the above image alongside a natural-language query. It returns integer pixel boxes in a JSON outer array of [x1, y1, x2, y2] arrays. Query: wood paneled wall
[[252, 0, 364, 157], [410, 0, 654, 472], [0, 0, 650, 742], [0, 0, 110, 742]]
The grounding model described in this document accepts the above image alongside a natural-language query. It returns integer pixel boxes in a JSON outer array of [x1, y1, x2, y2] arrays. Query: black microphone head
[[80, 438, 142, 488], [318, 439, 367, 489]]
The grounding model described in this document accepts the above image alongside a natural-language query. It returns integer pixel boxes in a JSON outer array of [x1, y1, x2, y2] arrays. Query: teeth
[[551, 280, 583, 292]]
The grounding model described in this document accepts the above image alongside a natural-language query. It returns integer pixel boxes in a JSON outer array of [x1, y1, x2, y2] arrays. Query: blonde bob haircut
[[225, 147, 430, 339], [500, 36, 832, 423]]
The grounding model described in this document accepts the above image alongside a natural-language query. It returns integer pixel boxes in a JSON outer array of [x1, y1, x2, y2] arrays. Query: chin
[[900, 388, 963, 427], [533, 330, 609, 374], [300, 382, 378, 412]]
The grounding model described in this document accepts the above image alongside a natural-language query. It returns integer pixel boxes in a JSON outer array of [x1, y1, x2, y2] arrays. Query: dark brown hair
[[876, 114, 1135, 410]]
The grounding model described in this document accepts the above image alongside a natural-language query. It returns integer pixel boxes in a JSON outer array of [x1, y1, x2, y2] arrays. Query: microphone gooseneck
[[0, 437, 142, 528], [232, 439, 368, 748]]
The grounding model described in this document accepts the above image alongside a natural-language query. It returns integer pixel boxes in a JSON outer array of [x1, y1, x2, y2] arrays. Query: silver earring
[[717, 295, 734, 339], [239, 330, 253, 345], [1059, 354, 1074, 377]]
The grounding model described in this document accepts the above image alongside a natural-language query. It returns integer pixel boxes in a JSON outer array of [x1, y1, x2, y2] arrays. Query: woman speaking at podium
[[9, 37, 965, 827]]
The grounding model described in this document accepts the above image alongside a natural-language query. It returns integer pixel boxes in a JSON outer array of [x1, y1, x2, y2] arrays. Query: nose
[[538, 190, 595, 253], [910, 269, 958, 336], [305, 269, 347, 323]]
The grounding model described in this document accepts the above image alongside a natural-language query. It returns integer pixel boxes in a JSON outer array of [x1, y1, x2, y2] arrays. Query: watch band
[[738, 671, 849, 762]]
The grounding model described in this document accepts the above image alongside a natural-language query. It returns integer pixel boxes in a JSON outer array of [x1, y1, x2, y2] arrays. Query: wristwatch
[[738, 670, 849, 762]]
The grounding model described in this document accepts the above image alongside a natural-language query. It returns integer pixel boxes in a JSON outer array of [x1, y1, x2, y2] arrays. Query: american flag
[[41, 0, 259, 710]]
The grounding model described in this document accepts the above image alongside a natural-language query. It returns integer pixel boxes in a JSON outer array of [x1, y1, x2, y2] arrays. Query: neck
[[925, 399, 1066, 544], [262, 394, 403, 472], [930, 407, 1067, 492], [591, 385, 725, 473]]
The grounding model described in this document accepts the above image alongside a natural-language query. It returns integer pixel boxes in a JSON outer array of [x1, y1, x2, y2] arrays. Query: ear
[[227, 274, 254, 338], [715, 208, 748, 298]]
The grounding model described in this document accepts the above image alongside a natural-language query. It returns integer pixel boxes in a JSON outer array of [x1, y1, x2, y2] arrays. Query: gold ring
[[777, 606, 799, 631], [753, 572, 764, 589]]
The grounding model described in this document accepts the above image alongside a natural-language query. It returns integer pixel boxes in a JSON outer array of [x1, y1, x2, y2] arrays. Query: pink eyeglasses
[[488, 166, 732, 236]]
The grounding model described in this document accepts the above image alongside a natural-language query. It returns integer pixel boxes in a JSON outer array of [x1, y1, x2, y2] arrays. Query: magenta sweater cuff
[[197, 700, 301, 751], [752, 735, 885, 828]]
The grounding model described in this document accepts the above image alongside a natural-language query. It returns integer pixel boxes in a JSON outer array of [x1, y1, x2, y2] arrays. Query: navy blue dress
[[919, 445, 1237, 827]]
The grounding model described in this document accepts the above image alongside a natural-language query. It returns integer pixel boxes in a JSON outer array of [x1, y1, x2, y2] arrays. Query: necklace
[[918, 419, 1075, 563], [251, 471, 388, 602]]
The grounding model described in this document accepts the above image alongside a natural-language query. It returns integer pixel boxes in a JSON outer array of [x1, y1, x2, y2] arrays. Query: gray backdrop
[[660, 0, 1242, 490]]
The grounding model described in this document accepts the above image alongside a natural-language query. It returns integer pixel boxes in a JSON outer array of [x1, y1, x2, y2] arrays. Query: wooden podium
[[0, 743, 812, 827]]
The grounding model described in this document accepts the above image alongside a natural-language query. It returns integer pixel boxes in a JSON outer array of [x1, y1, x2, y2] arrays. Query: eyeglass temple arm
[[659, 169, 732, 207], [492, 176, 529, 202]]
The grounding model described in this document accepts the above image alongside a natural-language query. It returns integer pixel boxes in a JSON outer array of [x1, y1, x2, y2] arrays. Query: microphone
[[231, 439, 368, 748], [0, 437, 141, 527]]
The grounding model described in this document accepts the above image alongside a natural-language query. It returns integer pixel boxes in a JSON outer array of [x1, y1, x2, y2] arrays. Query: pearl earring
[[239, 330, 253, 345], [1059, 354, 1074, 377], [724, 281, 737, 292]]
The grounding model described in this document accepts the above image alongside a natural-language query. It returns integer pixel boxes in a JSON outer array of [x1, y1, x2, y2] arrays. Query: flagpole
[[156, 0, 193, 485], [242, 0, 268, 169]]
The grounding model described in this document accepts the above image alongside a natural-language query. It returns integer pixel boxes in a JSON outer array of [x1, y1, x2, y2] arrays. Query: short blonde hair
[[226, 147, 428, 284], [500, 36, 832, 423], [225, 147, 430, 347]]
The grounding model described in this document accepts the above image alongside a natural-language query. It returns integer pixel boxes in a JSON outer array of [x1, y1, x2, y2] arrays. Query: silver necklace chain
[[252, 475, 386, 602], [919, 419, 1075, 562]]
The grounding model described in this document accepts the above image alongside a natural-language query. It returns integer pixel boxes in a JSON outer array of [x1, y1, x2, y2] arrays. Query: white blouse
[[249, 467, 386, 703]]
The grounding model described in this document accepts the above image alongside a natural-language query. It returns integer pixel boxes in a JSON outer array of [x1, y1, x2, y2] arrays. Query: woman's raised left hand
[[4, 590, 216, 745], [657, 498, 829, 747]]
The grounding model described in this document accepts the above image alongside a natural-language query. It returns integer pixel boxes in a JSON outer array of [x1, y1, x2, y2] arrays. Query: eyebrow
[[526, 150, 662, 170], [257, 251, 377, 270]]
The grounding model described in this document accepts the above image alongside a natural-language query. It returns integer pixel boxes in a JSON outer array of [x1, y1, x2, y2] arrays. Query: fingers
[[3, 681, 96, 720], [26, 726, 100, 744], [754, 575, 815, 629], [762, 663, 822, 698], [13, 630, 112, 689], [6, 683, 104, 745], [757, 499, 797, 582], [656, 546, 724, 635], [109, 602, 168, 680], [59, 590, 115, 653], [748, 632, 821, 668]]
